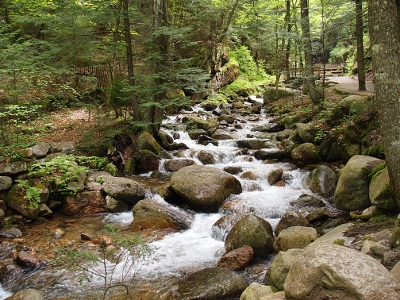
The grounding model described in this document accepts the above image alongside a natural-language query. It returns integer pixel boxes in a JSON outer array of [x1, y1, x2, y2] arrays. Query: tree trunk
[[356, 0, 366, 91], [122, 0, 139, 120], [368, 0, 400, 207], [284, 0, 292, 82], [300, 0, 321, 103]]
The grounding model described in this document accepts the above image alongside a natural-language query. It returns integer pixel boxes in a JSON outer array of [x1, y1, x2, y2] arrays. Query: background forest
[[0, 0, 367, 154]]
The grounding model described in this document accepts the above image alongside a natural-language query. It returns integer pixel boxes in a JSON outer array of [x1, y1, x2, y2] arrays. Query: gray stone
[[370, 168, 398, 210], [28, 142, 50, 158], [334, 155, 382, 211], [295, 123, 314, 143], [273, 226, 319, 252], [105, 195, 130, 213], [285, 243, 400, 300], [164, 159, 196, 172], [269, 248, 303, 290], [170, 165, 242, 212], [306, 165, 337, 197], [0, 176, 12, 191], [49, 141, 76, 154], [0, 161, 30, 176], [0, 227, 22, 238], [240, 282, 276, 300], [291, 143, 321, 164], [102, 176, 146, 204]]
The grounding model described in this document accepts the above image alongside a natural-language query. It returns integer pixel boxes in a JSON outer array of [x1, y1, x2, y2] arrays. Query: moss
[[390, 228, 400, 248], [333, 239, 345, 246], [368, 162, 387, 181], [202, 94, 229, 105]]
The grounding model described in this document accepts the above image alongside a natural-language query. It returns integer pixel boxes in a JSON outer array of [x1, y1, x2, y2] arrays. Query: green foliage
[[28, 155, 89, 196], [14, 179, 41, 210], [0, 104, 42, 147], [53, 224, 154, 299], [229, 46, 269, 82]]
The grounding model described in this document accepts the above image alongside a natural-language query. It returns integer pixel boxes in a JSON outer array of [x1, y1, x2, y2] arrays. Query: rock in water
[[170, 165, 242, 212], [171, 267, 248, 299], [285, 243, 400, 300]]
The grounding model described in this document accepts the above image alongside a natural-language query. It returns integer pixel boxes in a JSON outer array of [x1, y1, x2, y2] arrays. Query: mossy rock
[[136, 131, 163, 154], [6, 184, 40, 220]]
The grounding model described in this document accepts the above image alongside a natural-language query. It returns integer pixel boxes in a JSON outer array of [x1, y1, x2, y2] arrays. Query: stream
[[0, 98, 315, 299]]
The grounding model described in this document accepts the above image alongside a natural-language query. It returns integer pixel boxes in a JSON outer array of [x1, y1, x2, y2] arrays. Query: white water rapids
[[0, 101, 315, 299]]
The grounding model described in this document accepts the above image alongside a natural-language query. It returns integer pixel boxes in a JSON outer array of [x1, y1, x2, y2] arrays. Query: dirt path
[[326, 76, 374, 95]]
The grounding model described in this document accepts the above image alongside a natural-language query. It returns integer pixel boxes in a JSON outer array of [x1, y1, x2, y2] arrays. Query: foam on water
[[0, 285, 12, 300]]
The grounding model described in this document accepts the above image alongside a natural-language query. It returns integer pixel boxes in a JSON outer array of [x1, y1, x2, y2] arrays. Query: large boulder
[[136, 131, 163, 154], [291, 143, 321, 164], [5, 289, 44, 300], [186, 116, 219, 135], [334, 155, 382, 211], [274, 212, 310, 236], [295, 123, 314, 143], [0, 161, 30, 176], [171, 267, 248, 299], [369, 168, 398, 210], [170, 165, 242, 212], [6, 184, 39, 220], [164, 159, 196, 172], [0, 176, 12, 191], [240, 282, 277, 300], [101, 176, 146, 204], [130, 198, 194, 232], [268, 248, 303, 291], [285, 243, 400, 300], [225, 214, 275, 257], [62, 191, 107, 215], [211, 129, 234, 140], [27, 142, 50, 158], [217, 245, 254, 270], [273, 226, 319, 252], [133, 150, 161, 174], [306, 165, 337, 197]]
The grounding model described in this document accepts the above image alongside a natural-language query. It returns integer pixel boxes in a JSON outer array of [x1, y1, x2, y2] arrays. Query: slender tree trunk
[[122, 0, 139, 120], [284, 0, 292, 82], [300, 0, 321, 103], [355, 0, 366, 91], [368, 0, 400, 207], [151, 0, 169, 135]]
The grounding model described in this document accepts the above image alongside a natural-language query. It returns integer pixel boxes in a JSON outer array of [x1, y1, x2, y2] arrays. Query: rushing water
[[0, 99, 315, 299]]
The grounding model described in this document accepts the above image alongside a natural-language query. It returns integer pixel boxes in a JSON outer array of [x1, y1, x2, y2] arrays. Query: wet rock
[[164, 159, 196, 172], [266, 168, 283, 185], [218, 114, 235, 124], [54, 229, 64, 240], [0, 227, 22, 238], [268, 248, 303, 290], [105, 195, 130, 213], [101, 176, 145, 204], [136, 131, 163, 154], [0, 199, 7, 211], [0, 161, 30, 176], [186, 116, 219, 135], [157, 130, 174, 149], [240, 171, 259, 180], [81, 233, 92, 241], [217, 245, 254, 270], [306, 165, 337, 197], [5, 288, 44, 300], [290, 193, 325, 208], [171, 267, 249, 300], [170, 165, 242, 212], [259, 291, 286, 300], [237, 139, 277, 150], [370, 168, 398, 210], [39, 203, 52, 217], [27, 142, 50, 158], [197, 150, 216, 165], [334, 155, 382, 211], [276, 129, 294, 141], [274, 212, 309, 236], [254, 149, 284, 160], [62, 191, 107, 215], [198, 134, 218, 146], [1, 264, 25, 290], [291, 143, 321, 164], [0, 208, 4, 220], [284, 243, 400, 300], [133, 150, 161, 174], [223, 166, 243, 175], [130, 198, 194, 232], [212, 213, 248, 241], [240, 282, 277, 300], [225, 214, 275, 257], [0, 176, 12, 191], [305, 207, 334, 223], [188, 129, 208, 140], [251, 123, 284, 133], [16, 251, 41, 270], [211, 129, 234, 140], [273, 226, 319, 252]]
